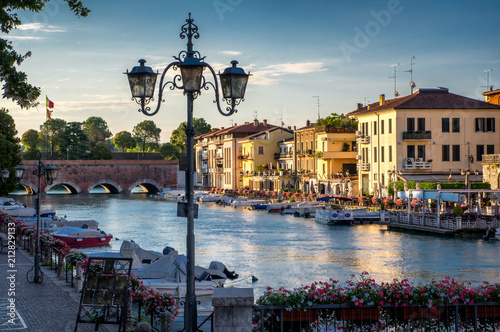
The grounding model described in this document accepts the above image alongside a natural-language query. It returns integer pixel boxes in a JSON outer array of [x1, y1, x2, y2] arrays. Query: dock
[[387, 222, 459, 235]]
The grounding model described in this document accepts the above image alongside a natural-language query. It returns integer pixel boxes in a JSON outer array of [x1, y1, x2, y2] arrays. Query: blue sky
[[2, 0, 499, 142]]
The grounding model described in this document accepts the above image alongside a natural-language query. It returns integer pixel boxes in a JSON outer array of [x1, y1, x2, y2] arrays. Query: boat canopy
[[396, 190, 465, 203], [53, 226, 107, 238]]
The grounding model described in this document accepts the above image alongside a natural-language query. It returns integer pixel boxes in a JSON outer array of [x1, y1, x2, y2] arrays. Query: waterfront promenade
[[0, 232, 116, 332]]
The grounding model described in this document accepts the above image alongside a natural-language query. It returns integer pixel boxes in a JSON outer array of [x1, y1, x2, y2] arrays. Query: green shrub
[[453, 206, 463, 217]]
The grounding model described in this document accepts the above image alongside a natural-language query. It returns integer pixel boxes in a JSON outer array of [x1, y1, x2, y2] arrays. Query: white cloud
[[6, 36, 44, 40], [251, 61, 327, 85], [17, 23, 65, 33], [222, 50, 242, 56]]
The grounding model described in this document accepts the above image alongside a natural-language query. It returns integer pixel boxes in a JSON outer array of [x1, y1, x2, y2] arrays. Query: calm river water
[[10, 193, 500, 296]]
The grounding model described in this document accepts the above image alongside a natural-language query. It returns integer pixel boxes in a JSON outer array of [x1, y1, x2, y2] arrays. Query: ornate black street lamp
[[125, 14, 249, 332], [17, 152, 58, 283], [1, 168, 10, 182]]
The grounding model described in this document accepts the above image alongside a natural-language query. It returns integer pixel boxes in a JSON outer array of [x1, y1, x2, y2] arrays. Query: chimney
[[253, 119, 258, 126], [263, 119, 267, 126], [234, 123, 237, 126], [356, 103, 363, 110], [287, 126, 291, 130], [367, 104, 370, 110], [294, 126, 296, 130], [379, 94, 385, 106], [221, 127, 224, 130], [245, 122, 249, 124], [306, 120, 310, 126]]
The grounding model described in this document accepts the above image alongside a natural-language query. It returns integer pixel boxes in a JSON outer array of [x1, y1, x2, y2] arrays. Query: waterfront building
[[294, 120, 316, 193], [194, 120, 276, 190], [348, 88, 500, 196], [239, 127, 293, 190], [314, 121, 358, 196]]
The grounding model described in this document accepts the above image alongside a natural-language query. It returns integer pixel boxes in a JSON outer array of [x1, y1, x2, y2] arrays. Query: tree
[[170, 118, 212, 152], [58, 122, 90, 160], [0, 108, 22, 195], [21, 129, 41, 160], [133, 121, 161, 156], [160, 143, 181, 160], [22, 129, 40, 150], [114, 131, 136, 152], [39, 118, 67, 156], [83, 116, 112, 147], [91, 141, 112, 160], [0, 1, 90, 109]]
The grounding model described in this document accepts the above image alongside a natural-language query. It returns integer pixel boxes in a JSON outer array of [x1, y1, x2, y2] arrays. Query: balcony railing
[[357, 163, 370, 171], [215, 167, 223, 173], [279, 152, 293, 158], [252, 303, 500, 332], [358, 136, 370, 144], [403, 158, 432, 169], [402, 131, 432, 140]]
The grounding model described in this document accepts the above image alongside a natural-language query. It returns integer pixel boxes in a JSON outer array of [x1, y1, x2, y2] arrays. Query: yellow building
[[315, 125, 358, 195], [348, 88, 500, 196], [240, 127, 293, 190], [294, 120, 316, 192]]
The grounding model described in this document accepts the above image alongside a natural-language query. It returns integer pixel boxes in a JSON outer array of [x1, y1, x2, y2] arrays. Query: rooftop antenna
[[364, 97, 370, 107], [253, 110, 258, 120], [404, 56, 416, 94], [481, 69, 493, 92], [389, 63, 400, 97], [312, 96, 321, 119], [230, 119, 234, 127]]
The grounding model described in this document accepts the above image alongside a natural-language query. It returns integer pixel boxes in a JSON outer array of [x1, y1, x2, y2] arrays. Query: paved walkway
[[0, 233, 117, 332]]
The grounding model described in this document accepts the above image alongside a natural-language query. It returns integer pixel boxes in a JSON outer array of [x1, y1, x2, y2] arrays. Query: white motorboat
[[120, 241, 238, 297], [231, 199, 267, 208], [198, 194, 226, 203], [315, 208, 354, 225]]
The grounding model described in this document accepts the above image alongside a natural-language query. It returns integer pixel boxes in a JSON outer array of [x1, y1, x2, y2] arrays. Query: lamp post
[[17, 152, 58, 283], [125, 14, 249, 332]]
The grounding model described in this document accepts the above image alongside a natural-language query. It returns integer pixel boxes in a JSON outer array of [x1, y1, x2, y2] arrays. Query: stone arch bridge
[[19, 160, 178, 195]]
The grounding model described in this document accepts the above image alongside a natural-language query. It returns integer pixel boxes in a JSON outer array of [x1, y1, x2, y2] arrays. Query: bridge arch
[[46, 180, 81, 194], [87, 179, 123, 194], [18, 180, 37, 195], [128, 179, 162, 194]]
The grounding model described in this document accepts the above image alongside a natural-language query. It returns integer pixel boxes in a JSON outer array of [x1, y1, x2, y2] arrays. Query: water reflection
[[8, 194, 500, 294]]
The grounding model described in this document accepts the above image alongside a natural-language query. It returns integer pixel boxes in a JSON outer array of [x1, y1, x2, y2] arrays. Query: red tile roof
[[348, 88, 500, 116], [195, 122, 277, 139]]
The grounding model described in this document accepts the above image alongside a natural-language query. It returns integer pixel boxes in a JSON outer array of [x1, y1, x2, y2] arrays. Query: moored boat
[[315, 208, 354, 225], [52, 226, 112, 247]]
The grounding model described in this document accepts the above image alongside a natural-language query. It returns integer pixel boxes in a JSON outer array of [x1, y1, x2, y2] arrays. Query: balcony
[[279, 152, 293, 159], [321, 151, 357, 160], [403, 158, 432, 170], [357, 136, 370, 144], [357, 163, 370, 171], [201, 167, 208, 173], [306, 149, 313, 155], [402, 131, 431, 140], [216, 153, 223, 159], [216, 167, 224, 173], [201, 152, 208, 160]]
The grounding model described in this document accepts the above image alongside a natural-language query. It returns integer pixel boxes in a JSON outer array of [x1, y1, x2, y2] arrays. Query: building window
[[381, 174, 385, 186], [389, 145, 392, 162], [417, 145, 426, 160], [374, 147, 377, 162], [407, 145, 415, 159], [258, 146, 264, 154], [487, 145, 495, 154], [452, 145, 460, 161], [417, 118, 425, 131], [381, 120, 384, 134], [477, 145, 484, 162], [322, 141, 325, 152], [452, 118, 460, 132], [407, 118, 415, 132], [487, 118, 496, 132], [373, 121, 377, 135], [322, 163, 326, 174], [389, 119, 392, 133], [475, 118, 485, 132], [442, 118, 450, 133], [442, 145, 450, 162], [381, 146, 385, 162]]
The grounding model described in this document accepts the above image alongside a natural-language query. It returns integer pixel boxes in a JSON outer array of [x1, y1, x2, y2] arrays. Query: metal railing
[[253, 303, 500, 331]]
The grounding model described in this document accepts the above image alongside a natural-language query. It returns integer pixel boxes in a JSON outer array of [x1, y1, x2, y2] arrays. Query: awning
[[396, 190, 465, 203]]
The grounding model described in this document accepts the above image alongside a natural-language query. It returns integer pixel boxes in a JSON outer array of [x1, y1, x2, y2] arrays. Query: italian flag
[[447, 173, 452, 181], [46, 96, 54, 120]]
